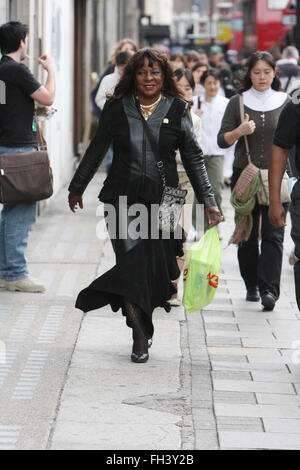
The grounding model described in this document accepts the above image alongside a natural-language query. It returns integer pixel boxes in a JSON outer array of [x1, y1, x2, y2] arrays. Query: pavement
[[0, 173, 300, 450]]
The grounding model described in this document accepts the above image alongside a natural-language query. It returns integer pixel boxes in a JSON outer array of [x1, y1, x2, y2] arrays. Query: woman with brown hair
[[69, 49, 221, 364], [91, 39, 138, 118], [110, 39, 138, 65]]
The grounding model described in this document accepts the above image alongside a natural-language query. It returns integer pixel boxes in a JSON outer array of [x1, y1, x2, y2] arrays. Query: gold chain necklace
[[139, 94, 163, 120]]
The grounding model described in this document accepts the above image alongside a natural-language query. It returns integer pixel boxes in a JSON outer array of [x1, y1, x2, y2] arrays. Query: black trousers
[[232, 168, 287, 299], [290, 180, 300, 310]]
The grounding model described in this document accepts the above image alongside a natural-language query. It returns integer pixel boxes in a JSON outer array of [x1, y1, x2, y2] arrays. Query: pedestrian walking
[[209, 45, 225, 69], [277, 46, 300, 95], [269, 97, 300, 310], [0, 21, 55, 293], [68, 48, 221, 363], [193, 69, 232, 237], [184, 50, 200, 71], [95, 52, 132, 111], [220, 68, 237, 99], [196, 49, 209, 65], [192, 62, 208, 98], [91, 39, 137, 118], [171, 67, 202, 306], [95, 51, 131, 174], [218, 51, 289, 311], [169, 52, 185, 72]]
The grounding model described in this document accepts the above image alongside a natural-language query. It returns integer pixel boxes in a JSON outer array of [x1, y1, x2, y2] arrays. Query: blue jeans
[[0, 146, 38, 281]]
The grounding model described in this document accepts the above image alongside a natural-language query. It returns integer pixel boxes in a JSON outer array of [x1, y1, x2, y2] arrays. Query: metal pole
[[295, 0, 300, 52], [210, 0, 214, 44]]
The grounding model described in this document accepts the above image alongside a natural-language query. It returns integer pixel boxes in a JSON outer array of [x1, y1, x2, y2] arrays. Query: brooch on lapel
[[163, 118, 169, 124]]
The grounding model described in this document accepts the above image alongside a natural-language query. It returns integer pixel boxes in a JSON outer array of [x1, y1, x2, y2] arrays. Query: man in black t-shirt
[[269, 99, 300, 310], [0, 21, 55, 293]]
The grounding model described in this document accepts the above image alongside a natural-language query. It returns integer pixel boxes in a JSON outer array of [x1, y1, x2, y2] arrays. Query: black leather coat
[[69, 95, 216, 208]]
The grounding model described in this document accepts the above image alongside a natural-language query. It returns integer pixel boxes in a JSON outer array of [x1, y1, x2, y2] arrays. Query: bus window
[[268, 0, 289, 9]]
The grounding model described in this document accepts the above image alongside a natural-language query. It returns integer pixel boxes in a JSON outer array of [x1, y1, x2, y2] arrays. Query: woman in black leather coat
[[68, 49, 221, 363]]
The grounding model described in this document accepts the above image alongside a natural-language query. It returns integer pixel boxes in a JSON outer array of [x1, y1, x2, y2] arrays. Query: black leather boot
[[261, 292, 276, 311], [246, 287, 260, 302]]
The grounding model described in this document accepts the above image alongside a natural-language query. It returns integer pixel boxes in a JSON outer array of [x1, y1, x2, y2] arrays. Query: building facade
[[0, 0, 139, 200], [172, 0, 234, 48], [144, 0, 174, 25]]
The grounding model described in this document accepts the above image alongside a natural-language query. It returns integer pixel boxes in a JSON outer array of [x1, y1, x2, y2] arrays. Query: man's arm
[[30, 55, 56, 106], [268, 145, 290, 228], [95, 78, 108, 111], [95, 74, 116, 111]]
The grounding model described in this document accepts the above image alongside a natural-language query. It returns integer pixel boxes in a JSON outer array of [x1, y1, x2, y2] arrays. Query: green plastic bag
[[183, 226, 221, 313]]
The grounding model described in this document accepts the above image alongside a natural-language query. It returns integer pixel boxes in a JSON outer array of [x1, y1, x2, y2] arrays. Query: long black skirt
[[75, 202, 185, 338]]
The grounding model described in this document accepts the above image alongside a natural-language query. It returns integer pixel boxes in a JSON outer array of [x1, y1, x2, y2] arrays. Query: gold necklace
[[139, 94, 163, 120]]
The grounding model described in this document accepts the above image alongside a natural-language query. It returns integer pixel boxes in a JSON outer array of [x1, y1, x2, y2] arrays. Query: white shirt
[[95, 67, 121, 110], [200, 94, 229, 156], [177, 111, 201, 172], [277, 58, 300, 94], [243, 87, 287, 112], [192, 88, 225, 113], [277, 57, 298, 67]]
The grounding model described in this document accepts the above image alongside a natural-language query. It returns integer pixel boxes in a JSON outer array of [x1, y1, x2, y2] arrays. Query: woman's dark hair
[[192, 62, 209, 73], [0, 21, 28, 54], [115, 51, 131, 67], [112, 48, 185, 101], [170, 51, 184, 62], [240, 51, 281, 92], [174, 68, 195, 91], [200, 68, 222, 85], [185, 50, 200, 63]]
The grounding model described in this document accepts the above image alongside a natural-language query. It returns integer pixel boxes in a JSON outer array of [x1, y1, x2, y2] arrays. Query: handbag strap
[[284, 74, 293, 93], [238, 94, 251, 165], [134, 98, 167, 187]]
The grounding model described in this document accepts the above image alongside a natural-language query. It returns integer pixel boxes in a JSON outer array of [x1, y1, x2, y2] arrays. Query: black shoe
[[246, 287, 260, 302], [261, 292, 276, 311], [131, 352, 149, 363]]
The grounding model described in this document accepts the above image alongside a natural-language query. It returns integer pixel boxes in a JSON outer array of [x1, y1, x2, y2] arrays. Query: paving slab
[[211, 361, 289, 372], [219, 431, 300, 450], [213, 391, 256, 405], [256, 393, 300, 405], [263, 418, 300, 433], [213, 380, 295, 394], [217, 416, 263, 432], [215, 403, 300, 419], [251, 371, 300, 383]]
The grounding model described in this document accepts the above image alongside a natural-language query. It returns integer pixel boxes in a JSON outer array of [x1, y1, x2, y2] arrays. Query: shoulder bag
[[238, 95, 290, 206], [0, 116, 53, 205], [135, 99, 187, 233]]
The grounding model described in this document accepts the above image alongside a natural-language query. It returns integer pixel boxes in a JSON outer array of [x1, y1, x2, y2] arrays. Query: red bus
[[242, 0, 294, 53]]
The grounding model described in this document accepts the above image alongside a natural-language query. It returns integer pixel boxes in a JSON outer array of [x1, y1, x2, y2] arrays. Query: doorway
[[74, 0, 86, 156]]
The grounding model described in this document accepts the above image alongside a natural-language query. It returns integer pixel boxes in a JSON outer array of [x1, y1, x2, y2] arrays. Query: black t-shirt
[[273, 100, 300, 176], [0, 56, 41, 147]]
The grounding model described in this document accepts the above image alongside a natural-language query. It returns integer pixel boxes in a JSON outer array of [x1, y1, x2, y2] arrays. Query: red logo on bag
[[183, 268, 188, 282], [207, 273, 219, 289]]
